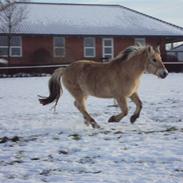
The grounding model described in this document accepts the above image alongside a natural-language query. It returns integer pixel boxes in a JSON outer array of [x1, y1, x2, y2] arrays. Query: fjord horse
[[39, 44, 168, 128]]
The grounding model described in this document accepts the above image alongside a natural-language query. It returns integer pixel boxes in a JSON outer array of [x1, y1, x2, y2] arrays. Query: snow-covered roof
[[1, 2, 183, 36]]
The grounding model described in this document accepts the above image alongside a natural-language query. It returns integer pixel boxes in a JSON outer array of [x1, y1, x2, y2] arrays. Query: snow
[[0, 59, 8, 64], [0, 74, 183, 183]]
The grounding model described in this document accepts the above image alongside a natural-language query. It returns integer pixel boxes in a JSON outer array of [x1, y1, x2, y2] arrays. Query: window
[[178, 52, 183, 61], [0, 36, 22, 57], [84, 37, 96, 57], [53, 37, 65, 57], [102, 38, 114, 60], [134, 38, 146, 45], [10, 36, 22, 57]]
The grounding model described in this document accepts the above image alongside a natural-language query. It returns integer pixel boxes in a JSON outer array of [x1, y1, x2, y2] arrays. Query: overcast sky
[[31, 0, 183, 27]]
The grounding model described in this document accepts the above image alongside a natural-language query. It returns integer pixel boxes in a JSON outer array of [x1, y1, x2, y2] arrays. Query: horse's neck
[[120, 53, 146, 79]]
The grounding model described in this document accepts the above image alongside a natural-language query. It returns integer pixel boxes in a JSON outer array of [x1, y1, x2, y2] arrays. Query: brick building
[[0, 2, 183, 73]]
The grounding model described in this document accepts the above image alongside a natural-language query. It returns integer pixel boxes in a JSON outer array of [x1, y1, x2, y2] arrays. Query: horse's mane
[[111, 43, 148, 63]]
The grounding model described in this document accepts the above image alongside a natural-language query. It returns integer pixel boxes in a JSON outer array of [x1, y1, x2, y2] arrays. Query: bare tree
[[0, 0, 28, 62]]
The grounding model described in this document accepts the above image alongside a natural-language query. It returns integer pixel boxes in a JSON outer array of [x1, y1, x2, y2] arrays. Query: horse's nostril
[[164, 70, 168, 77], [161, 70, 168, 78]]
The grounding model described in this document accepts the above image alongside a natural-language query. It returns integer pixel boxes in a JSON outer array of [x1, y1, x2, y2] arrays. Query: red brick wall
[[10, 36, 53, 65], [9, 35, 167, 65], [64, 36, 83, 63], [114, 37, 134, 56]]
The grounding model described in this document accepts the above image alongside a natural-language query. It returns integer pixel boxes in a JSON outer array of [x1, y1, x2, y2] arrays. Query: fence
[[0, 61, 183, 77], [0, 64, 68, 77], [166, 51, 183, 62]]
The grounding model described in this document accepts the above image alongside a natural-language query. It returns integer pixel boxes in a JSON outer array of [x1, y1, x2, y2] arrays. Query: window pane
[[135, 38, 146, 45], [178, 52, 183, 61], [11, 47, 21, 56], [0, 36, 8, 46], [104, 47, 112, 54], [168, 52, 176, 56], [55, 48, 64, 56], [104, 54, 112, 59], [0, 47, 8, 56], [104, 40, 112, 46], [84, 37, 95, 47], [85, 48, 94, 57], [11, 36, 21, 46], [54, 37, 65, 47]]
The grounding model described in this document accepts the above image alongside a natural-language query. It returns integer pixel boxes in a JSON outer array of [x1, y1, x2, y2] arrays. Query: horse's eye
[[153, 59, 157, 63]]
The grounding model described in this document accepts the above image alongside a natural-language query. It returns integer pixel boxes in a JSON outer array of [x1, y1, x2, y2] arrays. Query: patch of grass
[[137, 127, 180, 135], [58, 150, 68, 155], [31, 157, 40, 161], [165, 127, 178, 132], [69, 134, 81, 141], [0, 136, 20, 144], [175, 169, 183, 172]]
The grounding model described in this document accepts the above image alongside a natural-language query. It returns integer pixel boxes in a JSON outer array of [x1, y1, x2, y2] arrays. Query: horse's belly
[[80, 82, 113, 98], [90, 90, 113, 98]]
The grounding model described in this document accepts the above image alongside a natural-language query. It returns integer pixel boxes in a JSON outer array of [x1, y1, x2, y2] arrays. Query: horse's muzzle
[[159, 69, 168, 79]]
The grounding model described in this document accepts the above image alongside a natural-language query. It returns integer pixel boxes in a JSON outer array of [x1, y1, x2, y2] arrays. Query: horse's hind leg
[[74, 96, 100, 129], [108, 97, 128, 122], [130, 93, 142, 124]]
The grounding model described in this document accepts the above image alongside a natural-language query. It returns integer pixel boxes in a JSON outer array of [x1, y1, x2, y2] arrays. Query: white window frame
[[53, 37, 65, 57], [0, 36, 22, 57], [84, 37, 96, 58], [102, 38, 114, 60], [134, 38, 146, 45]]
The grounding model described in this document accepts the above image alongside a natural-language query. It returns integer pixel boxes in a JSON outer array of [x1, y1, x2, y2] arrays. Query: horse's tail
[[39, 67, 65, 107]]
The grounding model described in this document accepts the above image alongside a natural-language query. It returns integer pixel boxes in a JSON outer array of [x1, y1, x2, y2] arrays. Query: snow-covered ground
[[0, 74, 183, 183]]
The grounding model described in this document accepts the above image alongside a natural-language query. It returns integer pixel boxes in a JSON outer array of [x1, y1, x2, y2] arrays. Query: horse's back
[[64, 60, 105, 77], [63, 59, 103, 80]]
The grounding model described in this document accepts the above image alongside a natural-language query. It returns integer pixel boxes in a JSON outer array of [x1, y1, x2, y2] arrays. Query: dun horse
[[39, 44, 168, 128]]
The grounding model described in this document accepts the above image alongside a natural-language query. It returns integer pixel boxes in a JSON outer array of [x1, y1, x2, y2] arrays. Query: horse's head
[[145, 46, 168, 79]]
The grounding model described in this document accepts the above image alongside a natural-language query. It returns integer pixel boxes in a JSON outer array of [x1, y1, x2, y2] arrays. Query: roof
[[1, 2, 183, 37]]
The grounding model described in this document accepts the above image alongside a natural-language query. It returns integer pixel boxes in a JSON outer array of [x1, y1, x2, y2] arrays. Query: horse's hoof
[[84, 120, 90, 126], [130, 114, 138, 124], [108, 116, 118, 123], [91, 122, 100, 129]]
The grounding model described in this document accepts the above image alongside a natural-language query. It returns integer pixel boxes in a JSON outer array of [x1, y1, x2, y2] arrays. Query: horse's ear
[[135, 42, 142, 47], [147, 45, 153, 54], [154, 46, 160, 53]]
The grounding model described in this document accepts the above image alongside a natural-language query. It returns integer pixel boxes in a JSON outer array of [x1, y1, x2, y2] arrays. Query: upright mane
[[111, 43, 147, 63]]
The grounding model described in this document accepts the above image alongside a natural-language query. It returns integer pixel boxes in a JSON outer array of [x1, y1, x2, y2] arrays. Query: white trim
[[102, 38, 114, 60], [84, 37, 96, 58], [11, 46, 22, 57], [53, 37, 65, 57]]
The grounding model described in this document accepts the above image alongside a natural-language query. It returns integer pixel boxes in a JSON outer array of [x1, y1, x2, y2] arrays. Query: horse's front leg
[[108, 97, 128, 122], [74, 100, 100, 129], [130, 93, 142, 124]]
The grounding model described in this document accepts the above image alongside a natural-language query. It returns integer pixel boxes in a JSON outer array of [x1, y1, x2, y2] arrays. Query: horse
[[39, 44, 168, 128]]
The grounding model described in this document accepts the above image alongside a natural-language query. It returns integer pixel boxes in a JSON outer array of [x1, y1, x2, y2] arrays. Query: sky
[[31, 0, 183, 27]]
